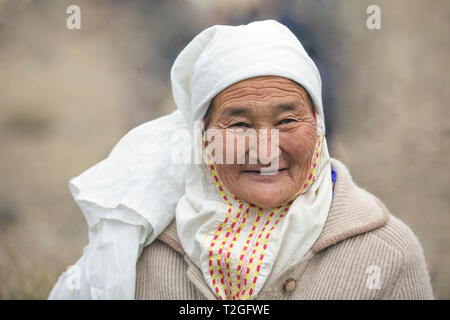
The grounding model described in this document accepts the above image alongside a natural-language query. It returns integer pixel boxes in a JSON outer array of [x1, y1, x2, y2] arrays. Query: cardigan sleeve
[[385, 234, 434, 299]]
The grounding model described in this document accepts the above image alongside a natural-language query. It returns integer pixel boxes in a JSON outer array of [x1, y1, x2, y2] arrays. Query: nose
[[248, 128, 280, 166]]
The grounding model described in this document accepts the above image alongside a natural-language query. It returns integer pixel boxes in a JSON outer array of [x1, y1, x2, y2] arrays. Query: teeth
[[260, 170, 278, 175], [244, 168, 286, 175]]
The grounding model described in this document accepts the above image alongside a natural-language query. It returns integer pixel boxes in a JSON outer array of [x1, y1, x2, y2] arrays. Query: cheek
[[214, 164, 241, 193], [281, 125, 317, 164], [206, 128, 242, 164], [222, 131, 253, 164]]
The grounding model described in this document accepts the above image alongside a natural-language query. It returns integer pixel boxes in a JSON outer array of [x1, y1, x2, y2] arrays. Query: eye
[[230, 122, 250, 128], [278, 118, 296, 125]]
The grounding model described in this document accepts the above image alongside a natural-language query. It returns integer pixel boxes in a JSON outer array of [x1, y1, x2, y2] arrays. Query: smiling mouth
[[243, 168, 288, 176]]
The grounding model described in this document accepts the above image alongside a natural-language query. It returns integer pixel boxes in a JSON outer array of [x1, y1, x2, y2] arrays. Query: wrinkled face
[[205, 76, 317, 208]]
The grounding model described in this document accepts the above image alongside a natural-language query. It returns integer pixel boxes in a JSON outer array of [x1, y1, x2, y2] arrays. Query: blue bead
[[331, 168, 337, 183]]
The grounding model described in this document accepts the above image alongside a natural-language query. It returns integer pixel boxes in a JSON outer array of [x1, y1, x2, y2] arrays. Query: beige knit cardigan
[[135, 158, 434, 300]]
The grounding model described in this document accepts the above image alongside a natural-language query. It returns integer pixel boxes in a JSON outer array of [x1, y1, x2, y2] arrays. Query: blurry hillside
[[0, 0, 448, 299]]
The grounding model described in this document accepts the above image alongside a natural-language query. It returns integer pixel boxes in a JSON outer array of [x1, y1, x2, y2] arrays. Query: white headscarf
[[172, 20, 332, 299], [48, 20, 331, 300]]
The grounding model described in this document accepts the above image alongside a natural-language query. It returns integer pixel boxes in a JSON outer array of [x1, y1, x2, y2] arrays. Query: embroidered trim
[[235, 206, 263, 298], [300, 134, 324, 193], [225, 205, 250, 297], [245, 204, 290, 299]]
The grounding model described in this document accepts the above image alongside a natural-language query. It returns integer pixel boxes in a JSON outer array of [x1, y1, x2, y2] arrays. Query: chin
[[251, 199, 283, 209], [240, 188, 289, 209]]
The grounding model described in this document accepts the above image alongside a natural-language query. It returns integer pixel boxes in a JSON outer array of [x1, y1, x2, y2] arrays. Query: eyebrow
[[221, 107, 250, 117], [220, 103, 302, 118], [275, 102, 312, 115], [276, 104, 298, 112]]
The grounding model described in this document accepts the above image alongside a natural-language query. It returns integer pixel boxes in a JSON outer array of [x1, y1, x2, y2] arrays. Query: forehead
[[210, 76, 311, 114]]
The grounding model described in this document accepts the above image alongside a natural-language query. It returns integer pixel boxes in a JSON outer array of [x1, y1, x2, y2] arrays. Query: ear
[[202, 118, 208, 146], [203, 100, 214, 129], [202, 118, 212, 149]]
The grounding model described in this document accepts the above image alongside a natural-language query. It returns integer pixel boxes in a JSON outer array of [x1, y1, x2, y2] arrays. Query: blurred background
[[0, 0, 448, 299]]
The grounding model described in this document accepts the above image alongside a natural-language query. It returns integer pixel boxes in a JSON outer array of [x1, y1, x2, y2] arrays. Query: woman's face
[[205, 76, 317, 208]]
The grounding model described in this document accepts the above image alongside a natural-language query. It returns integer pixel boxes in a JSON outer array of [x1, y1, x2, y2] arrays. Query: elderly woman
[[49, 20, 433, 300]]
